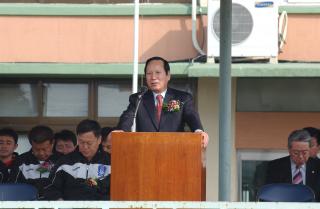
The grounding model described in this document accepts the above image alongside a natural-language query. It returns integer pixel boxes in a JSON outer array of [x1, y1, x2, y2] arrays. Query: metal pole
[[131, 0, 140, 132], [132, 0, 139, 94], [218, 0, 232, 201]]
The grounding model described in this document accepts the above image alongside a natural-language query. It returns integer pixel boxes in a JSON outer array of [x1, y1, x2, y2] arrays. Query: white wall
[[198, 77, 219, 200], [197, 77, 237, 201]]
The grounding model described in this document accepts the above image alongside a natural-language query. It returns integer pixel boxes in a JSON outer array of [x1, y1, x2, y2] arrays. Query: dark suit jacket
[[0, 161, 9, 183], [117, 88, 203, 132], [265, 155, 320, 201]]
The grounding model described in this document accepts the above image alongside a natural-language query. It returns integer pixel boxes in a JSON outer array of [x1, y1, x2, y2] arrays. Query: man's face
[[145, 60, 170, 94], [309, 137, 319, 158], [55, 140, 76, 155], [0, 135, 17, 160], [101, 133, 112, 154], [289, 141, 310, 166], [32, 140, 53, 161], [78, 131, 101, 161]]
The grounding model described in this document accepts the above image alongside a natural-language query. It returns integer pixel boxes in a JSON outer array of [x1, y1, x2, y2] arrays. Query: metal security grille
[[211, 3, 253, 45]]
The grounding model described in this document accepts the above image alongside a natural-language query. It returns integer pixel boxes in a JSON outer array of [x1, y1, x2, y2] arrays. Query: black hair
[[76, 119, 101, 138], [28, 125, 54, 144], [144, 56, 170, 75], [101, 127, 115, 142], [0, 128, 18, 144], [303, 127, 320, 145], [54, 129, 77, 146]]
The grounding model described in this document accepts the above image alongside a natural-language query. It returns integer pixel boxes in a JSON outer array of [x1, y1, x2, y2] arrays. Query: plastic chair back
[[257, 183, 315, 202], [0, 183, 38, 200]]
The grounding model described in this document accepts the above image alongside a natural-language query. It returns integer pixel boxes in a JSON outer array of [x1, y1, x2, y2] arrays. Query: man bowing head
[[117, 56, 209, 148]]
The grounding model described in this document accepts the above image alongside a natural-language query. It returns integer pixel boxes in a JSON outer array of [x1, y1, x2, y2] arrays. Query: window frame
[[237, 149, 288, 201], [0, 77, 197, 132]]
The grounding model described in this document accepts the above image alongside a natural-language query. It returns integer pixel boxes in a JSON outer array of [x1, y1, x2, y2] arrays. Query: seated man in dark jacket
[[44, 119, 111, 200], [0, 161, 9, 183], [265, 129, 320, 201], [9, 125, 61, 199], [0, 128, 18, 180], [0, 128, 19, 176]]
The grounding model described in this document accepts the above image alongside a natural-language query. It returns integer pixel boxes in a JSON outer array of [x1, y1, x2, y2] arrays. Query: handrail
[[0, 201, 319, 209]]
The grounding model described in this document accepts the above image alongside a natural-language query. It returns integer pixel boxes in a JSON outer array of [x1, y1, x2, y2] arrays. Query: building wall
[[1, 8, 320, 62], [278, 14, 320, 62], [1, 3, 320, 201], [0, 15, 205, 63], [236, 112, 320, 149]]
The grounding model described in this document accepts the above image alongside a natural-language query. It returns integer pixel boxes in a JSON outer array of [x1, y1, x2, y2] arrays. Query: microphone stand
[[131, 87, 148, 132]]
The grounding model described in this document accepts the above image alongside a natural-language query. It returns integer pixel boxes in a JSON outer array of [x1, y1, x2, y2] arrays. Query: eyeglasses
[[291, 150, 309, 157]]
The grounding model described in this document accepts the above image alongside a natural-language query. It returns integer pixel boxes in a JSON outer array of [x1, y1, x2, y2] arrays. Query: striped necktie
[[293, 166, 303, 185]]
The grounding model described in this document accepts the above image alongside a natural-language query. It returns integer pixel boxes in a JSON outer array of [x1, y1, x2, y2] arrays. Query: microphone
[[131, 86, 148, 132], [137, 86, 148, 99]]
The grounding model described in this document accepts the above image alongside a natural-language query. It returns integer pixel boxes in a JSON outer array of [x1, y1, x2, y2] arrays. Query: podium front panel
[[110, 132, 204, 201]]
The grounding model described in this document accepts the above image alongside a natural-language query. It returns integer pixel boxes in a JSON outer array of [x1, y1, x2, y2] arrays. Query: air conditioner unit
[[207, 0, 278, 59]]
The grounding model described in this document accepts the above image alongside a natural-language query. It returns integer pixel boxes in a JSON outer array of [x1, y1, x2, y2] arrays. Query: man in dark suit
[[265, 129, 320, 201], [303, 127, 320, 159], [117, 56, 209, 147]]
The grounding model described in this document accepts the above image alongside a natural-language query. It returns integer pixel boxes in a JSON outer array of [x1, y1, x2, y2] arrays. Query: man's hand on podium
[[195, 130, 209, 148]]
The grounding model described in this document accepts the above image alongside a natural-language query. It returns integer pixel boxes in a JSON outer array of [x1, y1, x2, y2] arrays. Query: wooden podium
[[110, 132, 205, 201]]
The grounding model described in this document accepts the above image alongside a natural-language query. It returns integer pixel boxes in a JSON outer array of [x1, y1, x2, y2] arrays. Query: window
[[237, 150, 287, 201], [43, 83, 88, 117], [0, 78, 197, 133], [0, 83, 38, 117], [98, 81, 131, 117], [237, 78, 320, 112]]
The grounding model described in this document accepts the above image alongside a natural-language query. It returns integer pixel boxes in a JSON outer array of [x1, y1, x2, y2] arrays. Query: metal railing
[[0, 201, 319, 209]]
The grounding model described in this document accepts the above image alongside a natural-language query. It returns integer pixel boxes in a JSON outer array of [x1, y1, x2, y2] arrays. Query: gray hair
[[288, 129, 312, 149]]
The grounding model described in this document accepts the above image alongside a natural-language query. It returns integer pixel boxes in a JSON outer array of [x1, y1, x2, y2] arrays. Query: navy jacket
[[44, 146, 111, 200], [265, 155, 320, 201], [9, 150, 61, 199], [117, 88, 203, 132], [0, 161, 9, 183]]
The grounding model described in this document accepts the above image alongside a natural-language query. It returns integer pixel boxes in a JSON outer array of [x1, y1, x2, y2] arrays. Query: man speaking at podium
[[117, 56, 209, 148]]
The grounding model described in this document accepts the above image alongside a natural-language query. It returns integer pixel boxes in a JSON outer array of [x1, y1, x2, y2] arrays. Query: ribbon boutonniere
[[36, 161, 53, 174], [162, 100, 183, 112]]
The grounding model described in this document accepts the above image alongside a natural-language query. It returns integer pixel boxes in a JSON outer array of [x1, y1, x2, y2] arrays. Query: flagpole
[[132, 0, 140, 132], [132, 0, 139, 94]]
